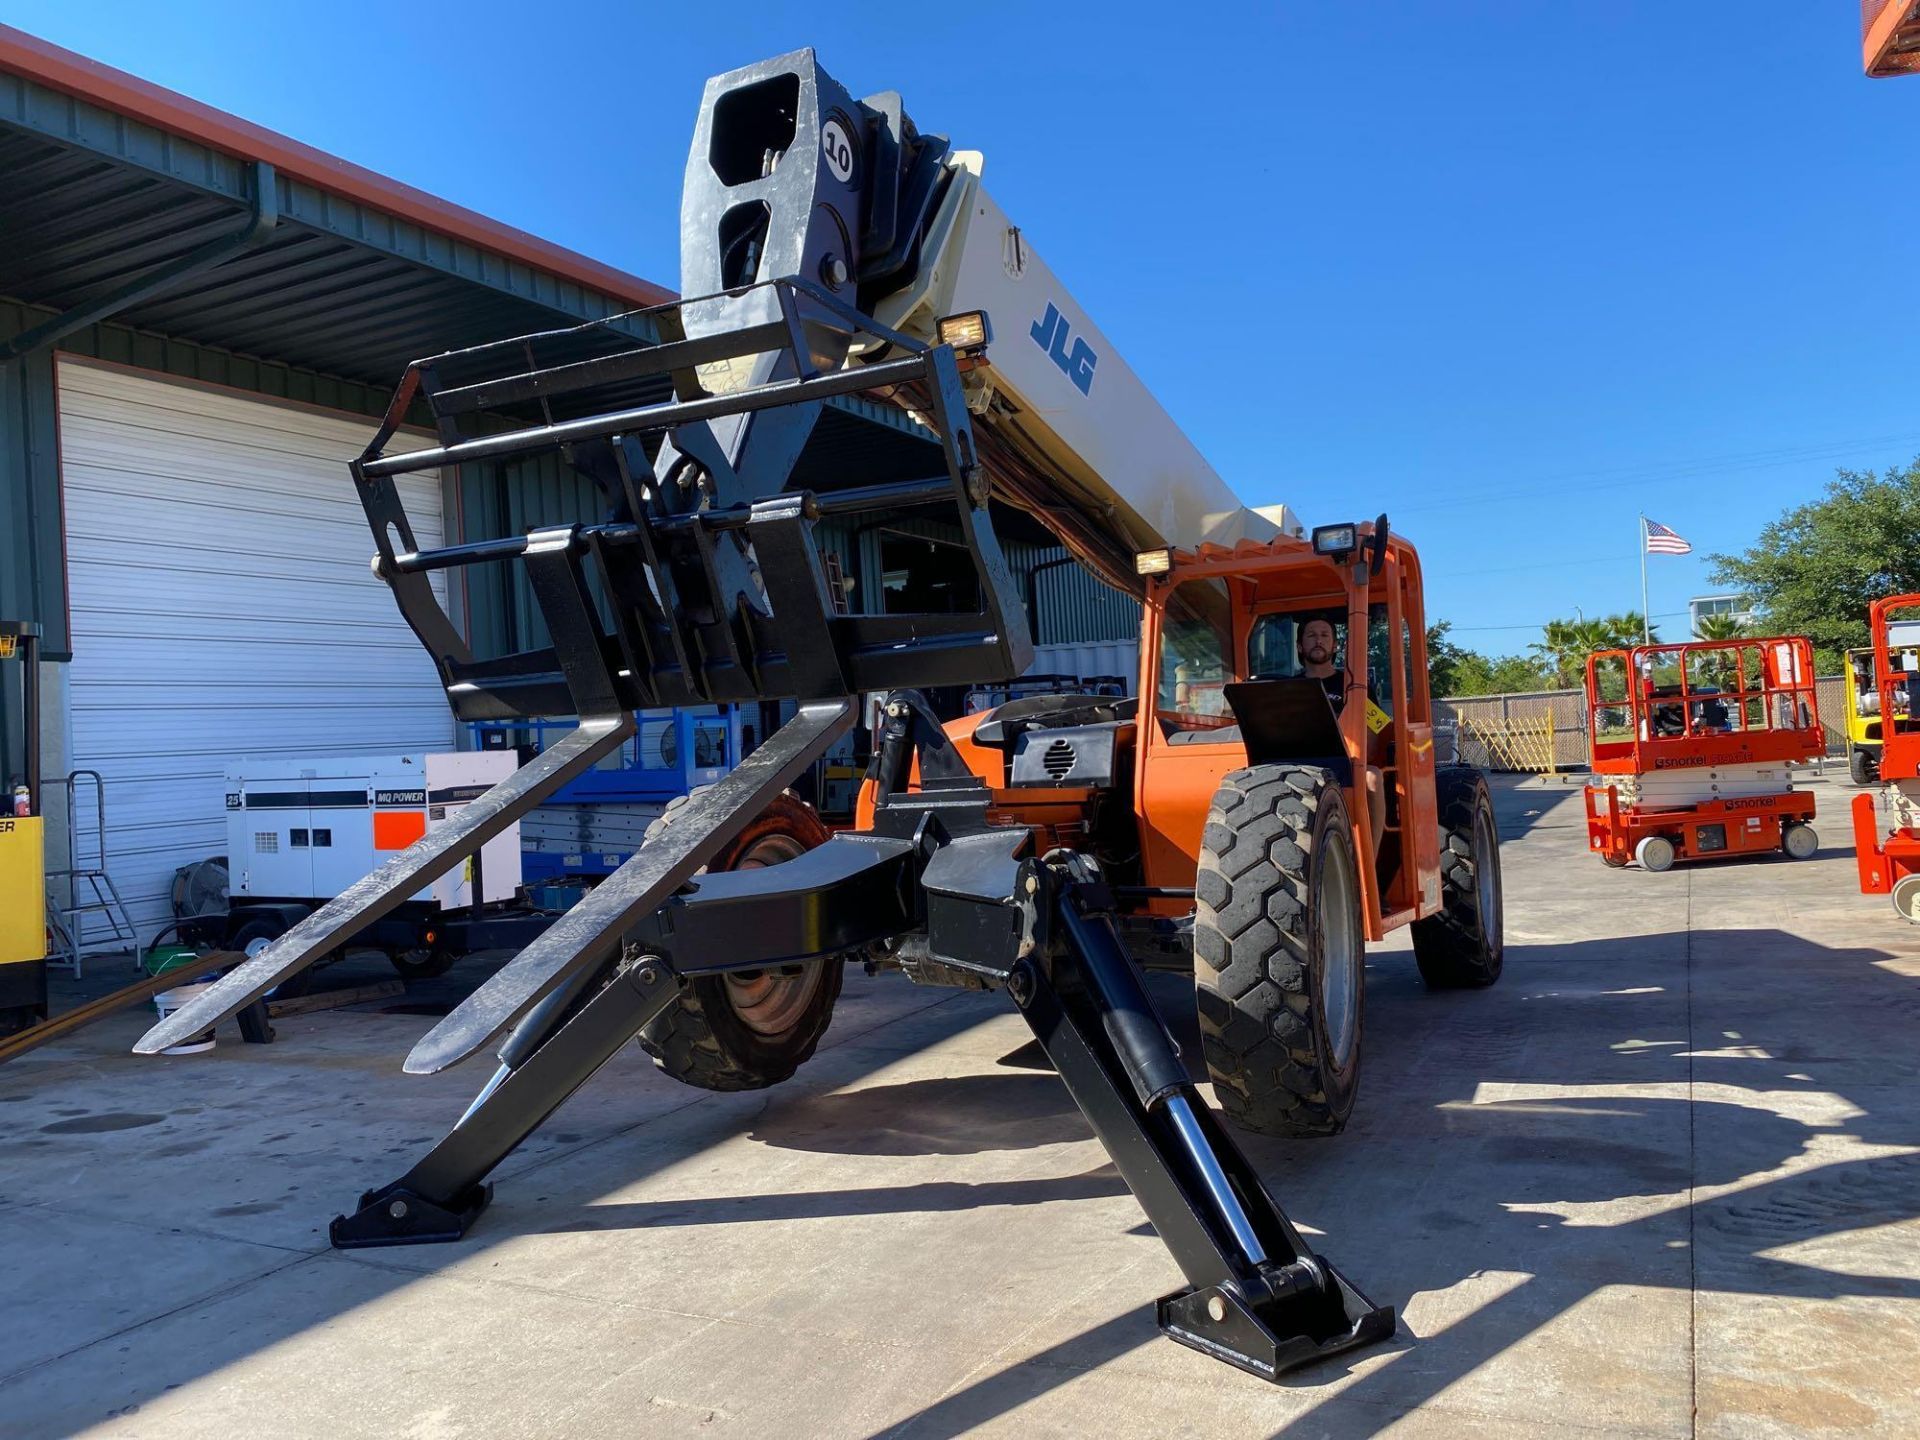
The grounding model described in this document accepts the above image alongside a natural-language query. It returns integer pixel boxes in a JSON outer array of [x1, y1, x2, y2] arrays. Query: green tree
[[1425, 620, 1551, 697], [1425, 621, 1470, 697], [1709, 461, 1920, 669]]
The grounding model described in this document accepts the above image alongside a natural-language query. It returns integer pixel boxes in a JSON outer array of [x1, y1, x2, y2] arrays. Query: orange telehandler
[[139, 49, 1500, 1383]]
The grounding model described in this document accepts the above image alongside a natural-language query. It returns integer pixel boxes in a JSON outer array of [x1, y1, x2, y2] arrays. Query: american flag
[[1643, 518, 1692, 555]]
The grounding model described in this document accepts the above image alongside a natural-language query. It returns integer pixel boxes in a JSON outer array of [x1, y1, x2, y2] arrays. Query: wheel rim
[[721, 831, 821, 1038], [242, 934, 275, 959], [1473, 802, 1501, 942], [1318, 832, 1361, 1069]]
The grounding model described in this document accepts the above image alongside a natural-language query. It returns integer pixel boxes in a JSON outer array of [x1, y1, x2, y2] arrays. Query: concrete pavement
[[2, 774, 1917, 1437]]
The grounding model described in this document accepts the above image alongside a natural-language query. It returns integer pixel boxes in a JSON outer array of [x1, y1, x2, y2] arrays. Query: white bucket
[[152, 982, 217, 1055]]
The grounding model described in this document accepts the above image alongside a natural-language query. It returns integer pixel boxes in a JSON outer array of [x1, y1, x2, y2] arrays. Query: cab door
[[1387, 565, 1442, 914]]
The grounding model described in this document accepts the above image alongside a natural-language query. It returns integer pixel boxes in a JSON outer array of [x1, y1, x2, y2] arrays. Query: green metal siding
[[0, 67, 644, 337]]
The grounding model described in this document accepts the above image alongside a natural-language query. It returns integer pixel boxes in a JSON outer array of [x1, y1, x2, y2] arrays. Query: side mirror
[[1369, 512, 1389, 576]]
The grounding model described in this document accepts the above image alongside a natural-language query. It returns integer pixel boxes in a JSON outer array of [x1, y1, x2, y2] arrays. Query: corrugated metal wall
[[0, 299, 404, 794]]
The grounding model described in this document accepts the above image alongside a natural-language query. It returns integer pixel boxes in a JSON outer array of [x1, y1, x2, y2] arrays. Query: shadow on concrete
[[864, 925, 1920, 1438], [9, 785, 1919, 1439], [746, 1071, 1095, 1155], [541, 1162, 1128, 1233]]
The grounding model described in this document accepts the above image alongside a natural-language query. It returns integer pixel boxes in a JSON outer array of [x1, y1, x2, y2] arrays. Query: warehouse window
[[879, 534, 980, 614]]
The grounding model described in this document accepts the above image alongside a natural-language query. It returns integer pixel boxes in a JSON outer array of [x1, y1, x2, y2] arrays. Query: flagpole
[[1639, 514, 1650, 643]]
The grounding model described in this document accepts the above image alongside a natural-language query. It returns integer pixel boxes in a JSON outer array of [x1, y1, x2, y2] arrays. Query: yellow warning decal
[[1365, 698, 1391, 735]]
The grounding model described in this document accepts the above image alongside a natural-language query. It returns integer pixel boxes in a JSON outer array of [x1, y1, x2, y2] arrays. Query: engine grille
[[1042, 738, 1077, 780]]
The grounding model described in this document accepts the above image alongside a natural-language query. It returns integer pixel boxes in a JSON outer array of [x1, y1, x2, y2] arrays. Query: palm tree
[[1694, 612, 1748, 642], [1532, 612, 1660, 688]]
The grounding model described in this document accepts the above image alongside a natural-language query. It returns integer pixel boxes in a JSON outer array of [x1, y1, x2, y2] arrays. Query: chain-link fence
[[1437, 676, 1850, 773]]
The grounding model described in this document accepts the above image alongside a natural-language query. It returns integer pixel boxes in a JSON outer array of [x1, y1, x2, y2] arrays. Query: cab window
[[1157, 580, 1234, 718]]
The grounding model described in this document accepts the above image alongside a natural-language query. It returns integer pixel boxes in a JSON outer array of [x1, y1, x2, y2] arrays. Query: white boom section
[[867, 154, 1296, 556]]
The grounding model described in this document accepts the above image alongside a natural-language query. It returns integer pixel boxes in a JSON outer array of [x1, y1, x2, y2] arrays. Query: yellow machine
[[1843, 622, 1920, 785], [1, 621, 48, 1035]]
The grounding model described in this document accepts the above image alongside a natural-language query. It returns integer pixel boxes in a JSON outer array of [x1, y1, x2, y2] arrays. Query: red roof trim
[[0, 23, 675, 308]]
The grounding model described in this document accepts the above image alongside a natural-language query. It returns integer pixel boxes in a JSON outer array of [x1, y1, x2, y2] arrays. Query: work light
[[1312, 523, 1358, 558], [936, 311, 992, 352]]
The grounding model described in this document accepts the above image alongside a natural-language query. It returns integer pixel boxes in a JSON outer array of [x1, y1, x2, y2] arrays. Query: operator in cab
[[1295, 615, 1387, 853]]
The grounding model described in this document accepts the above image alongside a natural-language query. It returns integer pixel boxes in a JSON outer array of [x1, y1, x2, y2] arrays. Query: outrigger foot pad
[[1157, 1259, 1395, 1381], [330, 1181, 492, 1249]]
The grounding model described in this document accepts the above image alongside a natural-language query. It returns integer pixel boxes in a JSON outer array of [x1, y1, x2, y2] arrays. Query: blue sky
[[13, 2, 1918, 653]]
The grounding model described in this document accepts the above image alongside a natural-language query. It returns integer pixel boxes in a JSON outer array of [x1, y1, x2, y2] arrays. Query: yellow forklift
[[1, 620, 48, 1037], [1843, 620, 1920, 785]]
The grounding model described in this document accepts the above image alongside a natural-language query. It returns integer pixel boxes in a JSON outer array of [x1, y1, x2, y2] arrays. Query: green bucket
[[145, 943, 209, 979]]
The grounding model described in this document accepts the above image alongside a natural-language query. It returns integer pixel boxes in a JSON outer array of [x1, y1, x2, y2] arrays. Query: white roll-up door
[[56, 361, 453, 943]]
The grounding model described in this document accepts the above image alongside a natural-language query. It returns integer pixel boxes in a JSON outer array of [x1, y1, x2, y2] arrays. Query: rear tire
[[1782, 823, 1818, 860], [1194, 765, 1364, 1138], [636, 790, 842, 1091], [1412, 766, 1504, 989]]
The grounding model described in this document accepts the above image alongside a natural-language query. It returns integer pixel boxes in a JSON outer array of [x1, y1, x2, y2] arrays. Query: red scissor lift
[[1851, 594, 1920, 918], [1584, 637, 1823, 872]]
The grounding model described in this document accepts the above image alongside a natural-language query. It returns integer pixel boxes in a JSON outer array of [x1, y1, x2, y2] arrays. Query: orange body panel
[[373, 809, 428, 850]]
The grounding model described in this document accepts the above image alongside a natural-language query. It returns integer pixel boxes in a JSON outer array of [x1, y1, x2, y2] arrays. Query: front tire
[[1194, 765, 1365, 1138], [1850, 747, 1879, 786], [1412, 766, 1504, 989], [636, 790, 842, 1091]]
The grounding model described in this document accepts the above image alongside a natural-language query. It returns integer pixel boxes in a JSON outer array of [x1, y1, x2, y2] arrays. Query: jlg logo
[[1030, 302, 1097, 396]]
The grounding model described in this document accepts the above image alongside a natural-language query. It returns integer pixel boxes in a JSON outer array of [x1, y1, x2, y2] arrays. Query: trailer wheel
[[1849, 747, 1878, 786], [1194, 764, 1364, 1138], [388, 947, 455, 981], [1782, 824, 1818, 860], [230, 915, 317, 1000], [1635, 834, 1677, 872], [1412, 766, 1505, 989], [635, 789, 842, 1091]]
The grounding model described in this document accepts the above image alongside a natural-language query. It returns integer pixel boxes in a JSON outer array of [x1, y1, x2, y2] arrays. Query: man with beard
[[1295, 614, 1386, 853]]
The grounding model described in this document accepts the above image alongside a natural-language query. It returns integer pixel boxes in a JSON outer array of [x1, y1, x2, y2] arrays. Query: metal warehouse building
[[0, 26, 1138, 947]]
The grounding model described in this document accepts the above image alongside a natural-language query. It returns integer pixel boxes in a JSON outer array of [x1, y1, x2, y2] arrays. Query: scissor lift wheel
[[1635, 835, 1677, 873], [1782, 824, 1819, 860]]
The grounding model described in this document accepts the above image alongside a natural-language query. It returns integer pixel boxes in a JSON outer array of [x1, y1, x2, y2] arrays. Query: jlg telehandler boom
[[136, 49, 1459, 1382]]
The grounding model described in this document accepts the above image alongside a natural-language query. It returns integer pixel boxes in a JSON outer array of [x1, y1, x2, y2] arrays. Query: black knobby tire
[[1411, 765, 1504, 989], [635, 789, 842, 1091], [1850, 747, 1878, 786], [1193, 764, 1366, 1138]]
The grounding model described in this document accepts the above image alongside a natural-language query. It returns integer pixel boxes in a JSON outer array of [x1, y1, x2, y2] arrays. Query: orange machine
[[1864, 0, 1920, 77], [1584, 637, 1823, 871], [862, 517, 1502, 1138], [1850, 594, 1920, 916]]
